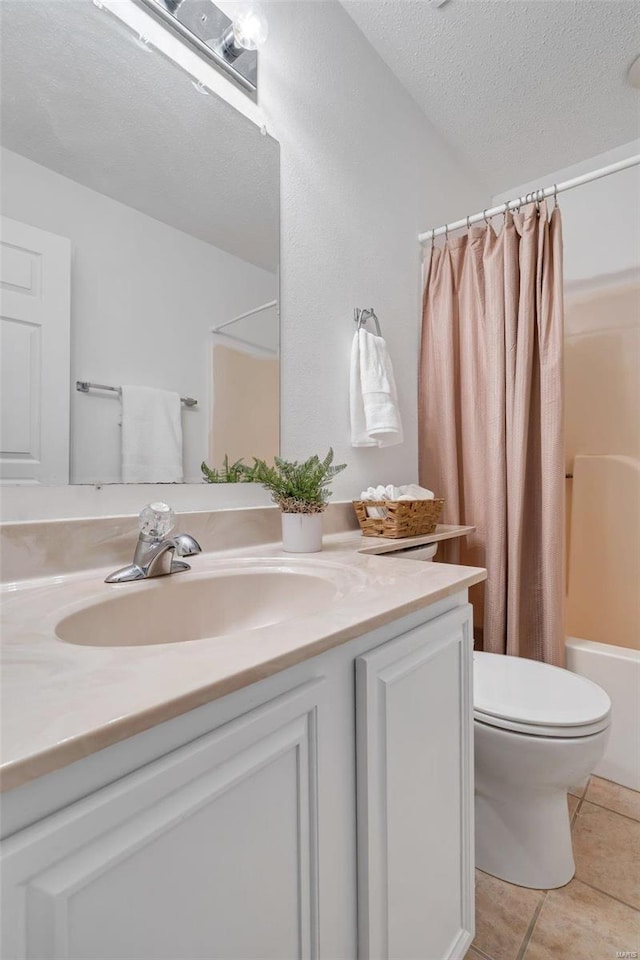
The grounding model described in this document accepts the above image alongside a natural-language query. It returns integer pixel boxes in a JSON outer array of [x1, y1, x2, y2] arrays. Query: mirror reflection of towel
[[121, 385, 183, 483]]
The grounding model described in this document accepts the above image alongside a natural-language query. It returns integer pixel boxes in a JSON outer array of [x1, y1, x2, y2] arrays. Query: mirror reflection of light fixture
[[133, 0, 268, 99]]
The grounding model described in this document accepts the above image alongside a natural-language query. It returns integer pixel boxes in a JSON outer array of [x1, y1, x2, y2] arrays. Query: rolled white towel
[[360, 483, 434, 502], [360, 485, 392, 518], [396, 484, 434, 501], [359, 483, 434, 518]]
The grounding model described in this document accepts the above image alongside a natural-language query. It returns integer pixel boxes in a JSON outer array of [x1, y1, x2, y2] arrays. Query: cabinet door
[[356, 605, 474, 960], [1, 679, 322, 960]]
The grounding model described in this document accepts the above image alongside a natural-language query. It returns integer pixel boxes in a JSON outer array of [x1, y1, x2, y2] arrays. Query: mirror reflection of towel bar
[[76, 381, 197, 407]]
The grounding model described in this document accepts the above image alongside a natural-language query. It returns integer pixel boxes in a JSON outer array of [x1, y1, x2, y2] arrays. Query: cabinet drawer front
[[356, 605, 474, 960], [1, 680, 322, 960]]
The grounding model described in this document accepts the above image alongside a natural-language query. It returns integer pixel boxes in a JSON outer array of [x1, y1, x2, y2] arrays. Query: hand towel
[[121, 385, 183, 483], [350, 328, 403, 448]]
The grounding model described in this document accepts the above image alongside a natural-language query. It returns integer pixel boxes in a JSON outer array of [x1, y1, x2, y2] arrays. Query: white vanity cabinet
[[356, 605, 474, 960], [1, 599, 474, 960]]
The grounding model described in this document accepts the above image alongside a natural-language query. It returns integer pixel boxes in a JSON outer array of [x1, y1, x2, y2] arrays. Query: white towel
[[359, 483, 434, 517], [350, 328, 403, 448], [396, 483, 435, 501], [360, 484, 434, 501], [121, 385, 183, 483]]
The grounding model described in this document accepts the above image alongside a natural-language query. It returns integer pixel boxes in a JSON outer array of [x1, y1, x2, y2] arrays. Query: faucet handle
[[138, 502, 175, 540]]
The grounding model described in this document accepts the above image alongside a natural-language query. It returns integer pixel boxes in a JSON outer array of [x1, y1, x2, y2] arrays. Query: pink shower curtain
[[419, 203, 565, 665]]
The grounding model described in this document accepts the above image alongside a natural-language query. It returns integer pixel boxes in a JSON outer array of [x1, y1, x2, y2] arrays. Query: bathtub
[[565, 455, 640, 791], [566, 637, 640, 790]]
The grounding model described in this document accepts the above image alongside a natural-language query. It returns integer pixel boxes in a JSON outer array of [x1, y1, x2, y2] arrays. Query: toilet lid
[[473, 652, 611, 732]]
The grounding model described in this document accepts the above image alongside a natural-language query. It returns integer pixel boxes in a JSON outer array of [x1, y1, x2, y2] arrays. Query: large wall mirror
[[0, 0, 279, 486]]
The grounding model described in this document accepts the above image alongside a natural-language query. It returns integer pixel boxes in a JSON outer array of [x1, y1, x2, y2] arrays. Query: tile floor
[[466, 776, 640, 960]]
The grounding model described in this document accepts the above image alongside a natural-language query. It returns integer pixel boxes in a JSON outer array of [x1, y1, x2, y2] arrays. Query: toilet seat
[[473, 652, 611, 739]]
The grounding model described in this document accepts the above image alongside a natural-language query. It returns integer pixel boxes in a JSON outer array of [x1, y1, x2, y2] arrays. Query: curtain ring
[[466, 214, 471, 232], [430, 229, 435, 248], [553, 183, 559, 208], [482, 209, 490, 226], [444, 224, 449, 241]]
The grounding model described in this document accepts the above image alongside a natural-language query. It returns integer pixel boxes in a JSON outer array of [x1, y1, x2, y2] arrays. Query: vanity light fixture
[[133, 0, 267, 99], [213, 6, 268, 63]]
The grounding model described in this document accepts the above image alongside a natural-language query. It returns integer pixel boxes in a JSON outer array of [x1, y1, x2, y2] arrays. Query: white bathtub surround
[[567, 455, 639, 651], [280, 512, 323, 553], [564, 455, 640, 791], [566, 638, 640, 792], [473, 651, 611, 889]]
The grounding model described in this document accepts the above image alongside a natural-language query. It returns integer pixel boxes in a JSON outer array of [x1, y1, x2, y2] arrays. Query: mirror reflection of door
[[0, 216, 70, 484]]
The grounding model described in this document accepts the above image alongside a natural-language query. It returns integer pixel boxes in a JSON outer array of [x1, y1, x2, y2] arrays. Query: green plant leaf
[[251, 448, 346, 512], [201, 456, 255, 484]]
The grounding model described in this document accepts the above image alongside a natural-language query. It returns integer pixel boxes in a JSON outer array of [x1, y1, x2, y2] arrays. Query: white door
[[356, 604, 475, 960], [0, 216, 71, 483]]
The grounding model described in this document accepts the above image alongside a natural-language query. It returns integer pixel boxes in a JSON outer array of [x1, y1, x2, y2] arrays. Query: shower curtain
[[419, 202, 565, 665]]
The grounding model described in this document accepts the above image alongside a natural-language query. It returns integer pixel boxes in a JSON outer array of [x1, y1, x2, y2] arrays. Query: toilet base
[[475, 789, 575, 889], [474, 721, 609, 889]]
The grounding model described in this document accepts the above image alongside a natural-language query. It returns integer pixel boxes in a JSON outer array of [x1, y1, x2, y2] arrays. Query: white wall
[[493, 140, 640, 292], [255, 2, 483, 499], [0, 147, 277, 484]]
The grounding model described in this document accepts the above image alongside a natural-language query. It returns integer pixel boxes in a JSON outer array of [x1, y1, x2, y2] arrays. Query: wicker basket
[[353, 498, 445, 539]]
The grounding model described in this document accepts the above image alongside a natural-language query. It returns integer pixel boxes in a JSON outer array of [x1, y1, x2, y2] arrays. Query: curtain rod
[[418, 154, 640, 245], [212, 299, 278, 334]]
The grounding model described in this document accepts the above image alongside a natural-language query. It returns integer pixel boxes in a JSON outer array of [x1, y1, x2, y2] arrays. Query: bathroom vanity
[[0, 529, 484, 960]]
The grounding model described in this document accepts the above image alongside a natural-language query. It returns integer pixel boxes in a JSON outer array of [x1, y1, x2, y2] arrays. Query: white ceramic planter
[[281, 512, 324, 553]]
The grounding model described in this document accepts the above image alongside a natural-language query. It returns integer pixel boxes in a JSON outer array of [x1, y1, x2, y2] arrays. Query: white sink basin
[[55, 560, 356, 647]]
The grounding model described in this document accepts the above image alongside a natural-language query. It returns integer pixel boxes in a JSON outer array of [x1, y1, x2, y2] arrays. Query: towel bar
[[76, 381, 197, 407]]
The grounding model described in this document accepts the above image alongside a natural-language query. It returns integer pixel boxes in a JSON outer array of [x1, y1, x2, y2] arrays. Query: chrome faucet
[[106, 503, 202, 584]]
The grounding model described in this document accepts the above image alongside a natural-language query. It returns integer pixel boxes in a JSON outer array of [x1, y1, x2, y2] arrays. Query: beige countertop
[[0, 531, 485, 792]]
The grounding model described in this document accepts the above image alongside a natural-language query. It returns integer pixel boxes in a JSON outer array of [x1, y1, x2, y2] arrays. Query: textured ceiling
[[341, 0, 640, 192], [0, 0, 279, 272]]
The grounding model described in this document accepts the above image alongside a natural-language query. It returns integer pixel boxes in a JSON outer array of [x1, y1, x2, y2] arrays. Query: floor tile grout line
[[469, 945, 494, 960], [571, 795, 583, 824], [579, 797, 640, 824], [575, 876, 640, 913], [514, 892, 548, 960]]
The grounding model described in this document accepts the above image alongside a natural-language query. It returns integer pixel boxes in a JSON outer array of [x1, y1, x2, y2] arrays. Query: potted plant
[[251, 449, 346, 553]]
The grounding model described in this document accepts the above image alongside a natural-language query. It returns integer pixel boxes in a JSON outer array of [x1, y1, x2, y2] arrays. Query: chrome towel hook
[[354, 307, 382, 337]]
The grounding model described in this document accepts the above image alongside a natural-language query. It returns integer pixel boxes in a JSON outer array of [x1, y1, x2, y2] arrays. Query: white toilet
[[473, 652, 611, 889]]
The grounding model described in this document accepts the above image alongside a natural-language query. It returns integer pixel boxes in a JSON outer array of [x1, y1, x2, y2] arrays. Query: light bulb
[[232, 5, 268, 51]]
